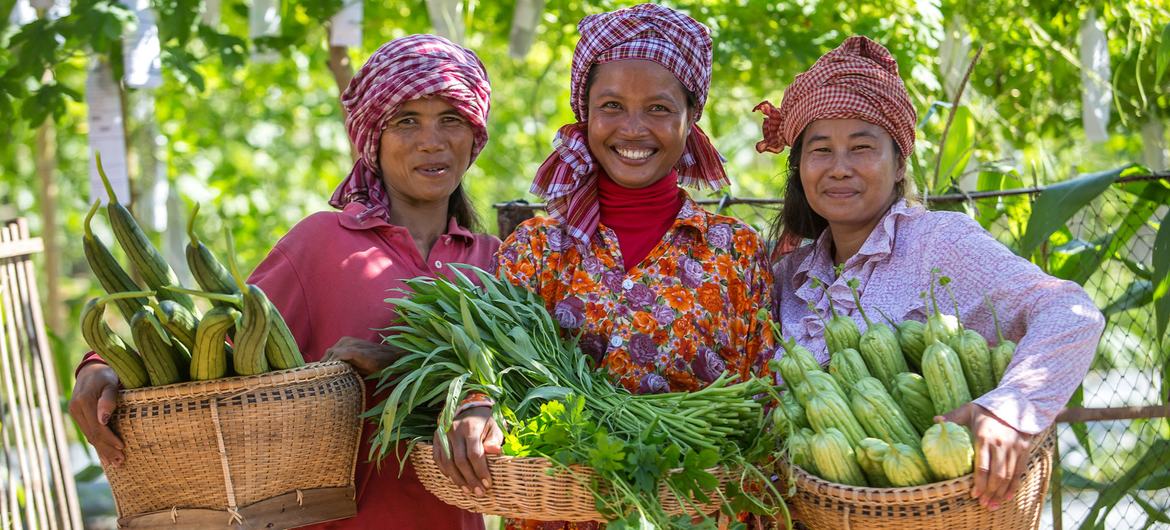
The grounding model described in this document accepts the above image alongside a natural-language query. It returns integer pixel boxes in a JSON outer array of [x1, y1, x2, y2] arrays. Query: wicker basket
[[411, 443, 728, 522], [783, 428, 1055, 530], [103, 361, 365, 529]]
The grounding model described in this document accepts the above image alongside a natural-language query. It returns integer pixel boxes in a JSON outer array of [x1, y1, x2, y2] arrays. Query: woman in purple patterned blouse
[[755, 36, 1104, 511]]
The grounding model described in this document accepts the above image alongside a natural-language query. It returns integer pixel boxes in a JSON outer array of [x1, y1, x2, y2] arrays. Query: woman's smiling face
[[798, 118, 904, 232], [586, 59, 693, 189]]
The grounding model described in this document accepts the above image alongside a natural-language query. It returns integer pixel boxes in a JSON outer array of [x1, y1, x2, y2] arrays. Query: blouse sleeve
[[495, 220, 548, 294], [732, 230, 776, 380], [929, 213, 1104, 434]]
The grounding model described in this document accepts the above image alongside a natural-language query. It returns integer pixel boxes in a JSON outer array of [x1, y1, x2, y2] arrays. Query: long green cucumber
[[185, 203, 239, 303], [83, 201, 147, 321], [152, 299, 199, 353], [95, 152, 197, 313], [190, 305, 239, 380], [130, 307, 185, 386], [80, 293, 150, 389]]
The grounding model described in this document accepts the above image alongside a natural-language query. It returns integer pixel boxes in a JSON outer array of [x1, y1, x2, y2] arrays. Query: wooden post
[[34, 116, 62, 335]]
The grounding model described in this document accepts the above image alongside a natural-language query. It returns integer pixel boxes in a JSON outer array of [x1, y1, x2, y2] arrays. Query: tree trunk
[[34, 101, 61, 336]]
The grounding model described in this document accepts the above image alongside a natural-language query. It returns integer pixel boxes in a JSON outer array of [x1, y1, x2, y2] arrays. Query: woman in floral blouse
[[435, 4, 774, 529]]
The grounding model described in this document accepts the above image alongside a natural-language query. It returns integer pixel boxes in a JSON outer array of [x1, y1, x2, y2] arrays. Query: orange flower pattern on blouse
[[497, 197, 774, 530], [497, 196, 775, 405]]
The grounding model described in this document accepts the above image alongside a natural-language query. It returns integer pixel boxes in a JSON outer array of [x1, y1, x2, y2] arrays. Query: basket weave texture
[[785, 428, 1055, 530], [411, 442, 727, 522], [103, 361, 364, 519]]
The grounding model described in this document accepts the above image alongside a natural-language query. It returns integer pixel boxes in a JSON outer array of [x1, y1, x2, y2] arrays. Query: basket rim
[[412, 442, 727, 476], [782, 427, 1056, 504], [116, 360, 357, 404]]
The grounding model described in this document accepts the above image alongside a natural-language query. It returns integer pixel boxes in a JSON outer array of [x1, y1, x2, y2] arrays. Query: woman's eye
[[650, 104, 670, 112], [853, 144, 872, 151], [601, 101, 621, 110], [395, 118, 417, 126], [442, 116, 465, 125]]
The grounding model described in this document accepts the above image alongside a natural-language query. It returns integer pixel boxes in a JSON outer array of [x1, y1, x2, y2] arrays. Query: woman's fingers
[[972, 431, 993, 501], [449, 429, 482, 495]]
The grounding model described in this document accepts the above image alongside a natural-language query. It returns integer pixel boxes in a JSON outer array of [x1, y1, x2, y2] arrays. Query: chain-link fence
[[494, 173, 1170, 530]]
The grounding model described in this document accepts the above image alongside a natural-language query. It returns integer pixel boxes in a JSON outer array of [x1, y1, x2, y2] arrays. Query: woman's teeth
[[615, 147, 653, 160]]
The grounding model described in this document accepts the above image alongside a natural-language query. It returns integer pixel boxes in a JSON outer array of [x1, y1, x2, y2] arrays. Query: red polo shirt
[[81, 202, 499, 529]]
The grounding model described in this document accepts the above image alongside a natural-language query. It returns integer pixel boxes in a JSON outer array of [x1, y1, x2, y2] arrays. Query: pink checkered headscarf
[[329, 34, 491, 221], [531, 3, 729, 244], [754, 36, 916, 159]]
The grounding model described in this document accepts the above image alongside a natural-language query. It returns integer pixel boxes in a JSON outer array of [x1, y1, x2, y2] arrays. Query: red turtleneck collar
[[598, 169, 684, 272]]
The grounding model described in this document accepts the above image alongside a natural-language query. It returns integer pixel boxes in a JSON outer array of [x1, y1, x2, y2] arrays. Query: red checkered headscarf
[[531, 3, 729, 244], [329, 34, 491, 221], [754, 36, 916, 159]]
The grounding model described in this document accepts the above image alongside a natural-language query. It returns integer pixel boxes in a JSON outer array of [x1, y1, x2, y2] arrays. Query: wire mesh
[[493, 175, 1170, 529]]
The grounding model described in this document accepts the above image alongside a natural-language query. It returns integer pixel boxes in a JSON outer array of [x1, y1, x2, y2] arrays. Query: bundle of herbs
[[370, 265, 788, 529]]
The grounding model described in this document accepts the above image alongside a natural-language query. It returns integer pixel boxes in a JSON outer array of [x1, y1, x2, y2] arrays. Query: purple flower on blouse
[[716, 330, 730, 347], [501, 246, 519, 265], [678, 257, 704, 288], [628, 333, 658, 365], [653, 304, 676, 327], [514, 226, 531, 245], [602, 271, 624, 293], [553, 297, 585, 329], [583, 256, 604, 275], [547, 228, 569, 252], [691, 346, 726, 383], [579, 332, 607, 367], [707, 223, 732, 250], [639, 372, 670, 394], [627, 283, 656, 308]]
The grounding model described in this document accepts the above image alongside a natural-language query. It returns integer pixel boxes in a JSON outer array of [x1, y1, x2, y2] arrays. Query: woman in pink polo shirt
[[68, 34, 499, 529]]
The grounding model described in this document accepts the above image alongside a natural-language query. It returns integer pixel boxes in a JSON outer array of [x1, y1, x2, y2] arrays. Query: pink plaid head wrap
[[329, 34, 491, 221], [531, 3, 729, 244], [754, 36, 916, 159]]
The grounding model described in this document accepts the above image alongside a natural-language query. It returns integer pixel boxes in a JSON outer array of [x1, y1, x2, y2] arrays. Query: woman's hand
[[322, 336, 402, 377], [433, 406, 503, 496], [940, 403, 1033, 511], [67, 363, 125, 467]]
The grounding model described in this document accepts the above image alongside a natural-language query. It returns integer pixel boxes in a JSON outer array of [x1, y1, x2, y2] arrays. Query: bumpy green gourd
[[896, 319, 927, 370], [850, 377, 921, 449], [190, 305, 239, 381], [846, 279, 909, 390], [922, 421, 975, 480], [806, 391, 867, 447], [921, 341, 972, 416], [923, 270, 961, 346], [83, 201, 148, 321], [152, 300, 199, 353], [805, 370, 846, 399], [986, 297, 1015, 384], [788, 427, 819, 475], [948, 329, 995, 397], [857, 437, 893, 487], [812, 276, 861, 354], [882, 443, 933, 487], [810, 428, 868, 486], [891, 372, 937, 435], [795, 370, 847, 407], [777, 337, 822, 389], [778, 391, 808, 431], [829, 347, 871, 392]]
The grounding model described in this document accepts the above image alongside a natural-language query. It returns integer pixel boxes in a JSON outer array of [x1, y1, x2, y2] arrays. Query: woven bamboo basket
[[782, 428, 1055, 530], [103, 361, 365, 529], [411, 442, 729, 522]]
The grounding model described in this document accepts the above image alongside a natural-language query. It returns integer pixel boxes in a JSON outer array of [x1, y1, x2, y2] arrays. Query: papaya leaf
[[1131, 493, 1170, 525], [1019, 166, 1129, 258]]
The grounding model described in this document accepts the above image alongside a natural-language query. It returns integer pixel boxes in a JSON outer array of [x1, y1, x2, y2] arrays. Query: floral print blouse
[[497, 195, 775, 396]]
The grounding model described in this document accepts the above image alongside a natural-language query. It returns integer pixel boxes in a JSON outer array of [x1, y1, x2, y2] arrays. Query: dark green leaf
[[1157, 22, 1170, 84], [1068, 385, 1092, 461], [1131, 493, 1170, 525], [74, 464, 105, 483], [1102, 279, 1154, 316], [1153, 208, 1170, 346], [1019, 166, 1128, 258], [1076, 439, 1170, 530]]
